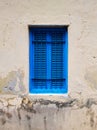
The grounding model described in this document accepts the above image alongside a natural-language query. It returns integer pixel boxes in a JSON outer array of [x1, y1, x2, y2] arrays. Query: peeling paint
[[0, 69, 26, 94]]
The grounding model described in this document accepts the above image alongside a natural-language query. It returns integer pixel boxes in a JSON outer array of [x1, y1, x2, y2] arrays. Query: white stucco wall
[[0, 0, 97, 129], [0, 0, 97, 97]]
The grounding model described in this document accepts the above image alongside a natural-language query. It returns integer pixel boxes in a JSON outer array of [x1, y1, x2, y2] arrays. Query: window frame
[[29, 25, 68, 94]]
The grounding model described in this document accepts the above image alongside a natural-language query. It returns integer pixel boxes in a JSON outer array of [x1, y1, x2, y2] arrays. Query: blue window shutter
[[51, 32, 64, 89], [33, 32, 47, 89], [29, 27, 68, 94]]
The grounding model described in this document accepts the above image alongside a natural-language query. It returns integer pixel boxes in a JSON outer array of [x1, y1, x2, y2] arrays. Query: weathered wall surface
[[0, 96, 97, 130], [0, 0, 97, 129]]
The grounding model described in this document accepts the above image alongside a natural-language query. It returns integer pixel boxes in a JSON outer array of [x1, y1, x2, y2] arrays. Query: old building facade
[[0, 0, 97, 129]]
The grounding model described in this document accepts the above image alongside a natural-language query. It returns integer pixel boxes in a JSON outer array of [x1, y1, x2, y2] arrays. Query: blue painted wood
[[29, 27, 68, 94], [63, 29, 68, 93], [47, 32, 51, 89]]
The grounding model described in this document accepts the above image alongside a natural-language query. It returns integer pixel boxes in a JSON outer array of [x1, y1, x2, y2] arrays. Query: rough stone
[[22, 97, 29, 105], [8, 98, 18, 106], [0, 96, 96, 130]]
